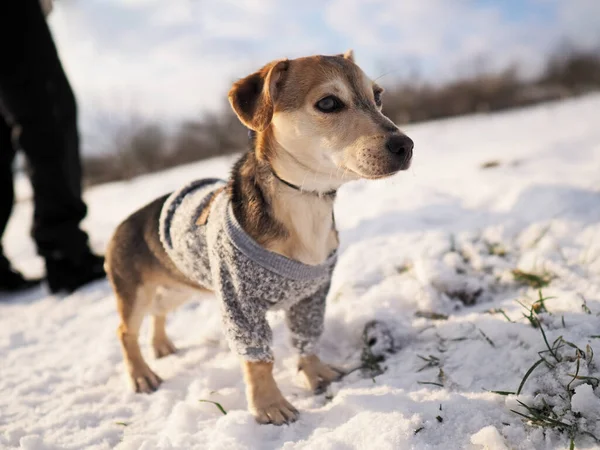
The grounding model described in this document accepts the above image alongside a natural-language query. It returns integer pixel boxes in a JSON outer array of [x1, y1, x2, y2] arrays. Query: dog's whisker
[[300, 170, 309, 192], [374, 67, 405, 82]]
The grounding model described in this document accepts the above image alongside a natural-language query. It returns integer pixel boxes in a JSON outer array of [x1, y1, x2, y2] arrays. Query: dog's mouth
[[350, 158, 412, 180], [348, 169, 397, 180]]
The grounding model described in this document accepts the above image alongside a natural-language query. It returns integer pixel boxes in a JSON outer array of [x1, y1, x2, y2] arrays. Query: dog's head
[[229, 51, 413, 187]]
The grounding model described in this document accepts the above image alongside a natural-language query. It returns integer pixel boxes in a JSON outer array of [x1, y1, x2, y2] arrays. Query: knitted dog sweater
[[159, 179, 337, 362]]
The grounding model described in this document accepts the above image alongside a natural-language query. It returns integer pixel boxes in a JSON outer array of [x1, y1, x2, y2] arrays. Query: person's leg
[[0, 0, 88, 257], [0, 0, 104, 292], [0, 115, 15, 242], [0, 114, 42, 292], [0, 114, 16, 269]]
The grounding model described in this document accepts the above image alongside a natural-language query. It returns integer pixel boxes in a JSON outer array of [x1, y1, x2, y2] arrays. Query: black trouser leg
[[0, 0, 89, 259], [0, 115, 16, 270]]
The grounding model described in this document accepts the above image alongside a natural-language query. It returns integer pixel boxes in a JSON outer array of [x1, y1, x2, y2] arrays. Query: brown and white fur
[[105, 50, 413, 425]]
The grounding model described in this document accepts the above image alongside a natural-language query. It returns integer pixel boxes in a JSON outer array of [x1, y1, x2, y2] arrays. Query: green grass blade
[[517, 358, 546, 395], [539, 324, 560, 362], [199, 399, 228, 415], [417, 381, 444, 387], [478, 328, 496, 347], [485, 389, 515, 396]]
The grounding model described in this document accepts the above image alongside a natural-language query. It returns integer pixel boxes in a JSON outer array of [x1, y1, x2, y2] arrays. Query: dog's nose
[[386, 134, 414, 156]]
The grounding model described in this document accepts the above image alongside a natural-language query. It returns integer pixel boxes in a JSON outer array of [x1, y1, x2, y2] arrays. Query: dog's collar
[[248, 129, 337, 198], [271, 169, 337, 198]]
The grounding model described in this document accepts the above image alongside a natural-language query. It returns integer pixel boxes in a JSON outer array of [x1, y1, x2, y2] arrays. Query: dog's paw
[[298, 354, 344, 394], [251, 395, 299, 425], [129, 365, 163, 393], [152, 336, 177, 359]]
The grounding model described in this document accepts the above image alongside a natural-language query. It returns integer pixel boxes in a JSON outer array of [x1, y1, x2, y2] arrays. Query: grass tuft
[[517, 300, 541, 328], [533, 289, 555, 313], [484, 241, 507, 256], [517, 289, 556, 328], [511, 399, 600, 447], [490, 293, 600, 448], [512, 269, 553, 289], [360, 346, 385, 377]]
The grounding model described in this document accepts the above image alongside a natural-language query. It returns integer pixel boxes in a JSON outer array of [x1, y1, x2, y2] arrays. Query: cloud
[[46, 0, 599, 149], [323, 0, 574, 78]]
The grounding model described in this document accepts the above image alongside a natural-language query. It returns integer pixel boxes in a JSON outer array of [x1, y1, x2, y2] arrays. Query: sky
[[47, 0, 600, 141]]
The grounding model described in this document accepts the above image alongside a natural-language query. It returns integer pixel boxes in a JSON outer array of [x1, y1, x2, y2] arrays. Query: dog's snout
[[386, 135, 414, 156]]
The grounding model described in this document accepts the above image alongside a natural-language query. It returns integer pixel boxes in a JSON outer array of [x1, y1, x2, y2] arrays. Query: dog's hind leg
[[115, 284, 163, 393], [149, 284, 197, 358], [151, 315, 176, 358]]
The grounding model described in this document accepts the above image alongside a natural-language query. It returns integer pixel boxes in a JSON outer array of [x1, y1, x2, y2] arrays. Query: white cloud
[[324, 0, 557, 78], [45, 0, 599, 153]]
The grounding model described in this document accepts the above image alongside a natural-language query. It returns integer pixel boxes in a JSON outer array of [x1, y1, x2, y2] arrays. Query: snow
[[571, 385, 600, 420], [471, 426, 509, 450], [2, 94, 600, 450]]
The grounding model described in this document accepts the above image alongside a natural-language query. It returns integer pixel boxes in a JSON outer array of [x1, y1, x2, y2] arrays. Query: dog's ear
[[338, 49, 354, 62], [228, 59, 289, 132]]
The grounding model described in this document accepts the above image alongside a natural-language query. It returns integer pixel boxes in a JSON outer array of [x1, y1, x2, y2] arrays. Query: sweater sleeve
[[214, 266, 275, 362], [285, 283, 329, 356]]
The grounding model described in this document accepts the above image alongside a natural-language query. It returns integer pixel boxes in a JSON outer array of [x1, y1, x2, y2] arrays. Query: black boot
[[0, 256, 42, 294], [45, 251, 105, 294]]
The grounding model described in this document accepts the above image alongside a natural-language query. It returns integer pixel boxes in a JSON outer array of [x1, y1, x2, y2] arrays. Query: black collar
[[249, 128, 337, 198], [271, 169, 337, 198]]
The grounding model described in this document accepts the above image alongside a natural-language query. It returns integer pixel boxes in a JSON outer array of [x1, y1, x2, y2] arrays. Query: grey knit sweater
[[159, 179, 337, 362]]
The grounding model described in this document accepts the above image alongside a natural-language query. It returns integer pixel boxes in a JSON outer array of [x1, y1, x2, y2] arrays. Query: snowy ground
[[1, 95, 600, 450]]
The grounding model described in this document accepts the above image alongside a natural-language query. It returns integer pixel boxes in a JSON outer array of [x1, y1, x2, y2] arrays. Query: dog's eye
[[316, 95, 344, 113]]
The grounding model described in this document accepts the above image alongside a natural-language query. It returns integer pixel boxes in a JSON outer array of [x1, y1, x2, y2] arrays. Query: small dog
[[105, 50, 413, 425]]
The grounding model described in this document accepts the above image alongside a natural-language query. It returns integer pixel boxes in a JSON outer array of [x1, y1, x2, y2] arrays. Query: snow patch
[[2, 95, 600, 449]]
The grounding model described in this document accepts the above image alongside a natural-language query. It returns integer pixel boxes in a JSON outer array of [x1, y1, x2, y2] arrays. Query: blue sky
[[47, 0, 599, 139]]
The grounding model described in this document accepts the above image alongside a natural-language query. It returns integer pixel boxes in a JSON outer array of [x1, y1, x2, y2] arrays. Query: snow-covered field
[[2, 95, 600, 450]]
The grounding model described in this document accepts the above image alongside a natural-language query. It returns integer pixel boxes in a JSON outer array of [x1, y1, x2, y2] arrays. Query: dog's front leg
[[297, 354, 343, 394], [243, 361, 299, 425], [219, 291, 298, 424], [286, 287, 343, 394]]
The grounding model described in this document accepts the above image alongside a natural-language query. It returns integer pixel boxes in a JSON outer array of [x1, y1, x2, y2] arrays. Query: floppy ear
[[228, 59, 289, 132]]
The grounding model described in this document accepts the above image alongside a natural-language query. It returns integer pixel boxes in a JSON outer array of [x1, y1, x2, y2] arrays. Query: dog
[[105, 50, 413, 425]]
